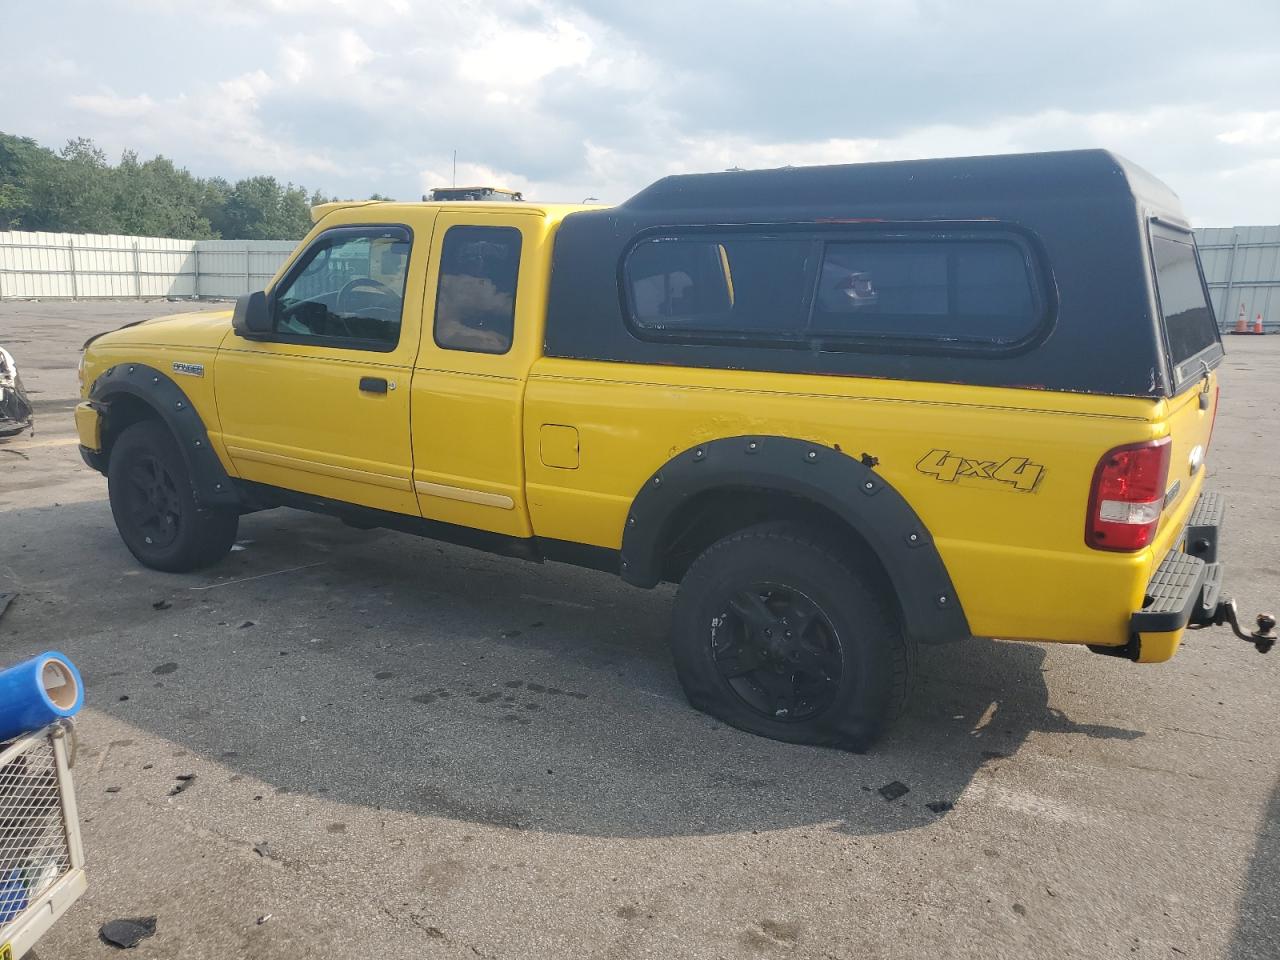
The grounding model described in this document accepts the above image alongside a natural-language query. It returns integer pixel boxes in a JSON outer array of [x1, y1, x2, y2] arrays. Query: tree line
[[0, 132, 368, 240]]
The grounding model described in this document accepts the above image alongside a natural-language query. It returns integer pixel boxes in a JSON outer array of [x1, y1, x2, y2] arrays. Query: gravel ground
[[0, 299, 1276, 960]]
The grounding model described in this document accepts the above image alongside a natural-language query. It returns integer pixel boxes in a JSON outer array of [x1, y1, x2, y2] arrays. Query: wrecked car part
[[0, 347, 34, 439], [99, 916, 157, 949]]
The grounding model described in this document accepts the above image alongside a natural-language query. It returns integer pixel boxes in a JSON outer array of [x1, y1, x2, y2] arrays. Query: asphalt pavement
[[0, 300, 1276, 959]]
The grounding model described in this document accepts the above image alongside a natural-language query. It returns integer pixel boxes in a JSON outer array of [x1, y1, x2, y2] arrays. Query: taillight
[[1085, 437, 1172, 551]]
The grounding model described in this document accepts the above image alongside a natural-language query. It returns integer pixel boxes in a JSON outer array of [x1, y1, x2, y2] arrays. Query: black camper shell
[[543, 149, 1223, 398]]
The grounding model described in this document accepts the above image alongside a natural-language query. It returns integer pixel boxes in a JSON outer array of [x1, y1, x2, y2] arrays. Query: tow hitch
[[1195, 599, 1278, 654]]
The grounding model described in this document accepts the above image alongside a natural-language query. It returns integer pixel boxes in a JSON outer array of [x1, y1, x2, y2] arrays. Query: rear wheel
[[107, 420, 238, 572], [670, 523, 913, 751]]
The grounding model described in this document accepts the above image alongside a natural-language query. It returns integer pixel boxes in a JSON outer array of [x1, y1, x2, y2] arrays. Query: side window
[[273, 226, 411, 350], [434, 226, 522, 354], [622, 230, 1045, 351], [626, 237, 813, 336], [811, 240, 1038, 343]]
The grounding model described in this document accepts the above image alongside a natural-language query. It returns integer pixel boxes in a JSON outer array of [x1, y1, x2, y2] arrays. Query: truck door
[[214, 215, 435, 515], [411, 210, 545, 537]]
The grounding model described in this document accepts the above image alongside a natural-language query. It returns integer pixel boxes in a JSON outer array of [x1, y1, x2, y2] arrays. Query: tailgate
[[1153, 371, 1218, 549]]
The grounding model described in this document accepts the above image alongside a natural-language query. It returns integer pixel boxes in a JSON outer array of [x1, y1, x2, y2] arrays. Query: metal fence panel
[[0, 231, 294, 300], [1194, 225, 1280, 332]]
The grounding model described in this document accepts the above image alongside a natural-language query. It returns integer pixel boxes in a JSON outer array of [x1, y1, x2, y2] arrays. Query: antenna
[[452, 150, 456, 187]]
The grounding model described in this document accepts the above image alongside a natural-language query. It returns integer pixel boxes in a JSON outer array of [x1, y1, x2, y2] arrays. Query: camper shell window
[[623, 230, 1046, 352]]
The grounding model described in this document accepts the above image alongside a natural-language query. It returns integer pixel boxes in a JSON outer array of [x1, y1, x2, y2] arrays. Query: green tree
[[23, 138, 118, 233], [112, 151, 214, 239], [0, 133, 47, 229], [0, 130, 335, 240]]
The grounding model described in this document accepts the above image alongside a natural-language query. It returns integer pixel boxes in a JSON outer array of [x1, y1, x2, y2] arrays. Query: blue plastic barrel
[[0, 652, 83, 743]]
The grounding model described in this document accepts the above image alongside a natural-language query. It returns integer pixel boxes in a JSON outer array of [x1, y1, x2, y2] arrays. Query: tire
[[107, 420, 238, 572], [670, 522, 915, 751]]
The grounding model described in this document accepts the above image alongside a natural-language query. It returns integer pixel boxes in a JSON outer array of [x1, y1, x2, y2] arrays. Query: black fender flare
[[620, 435, 969, 645], [88, 363, 239, 508]]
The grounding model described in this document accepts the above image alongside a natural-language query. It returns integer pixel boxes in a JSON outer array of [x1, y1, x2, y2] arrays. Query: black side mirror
[[232, 291, 272, 339]]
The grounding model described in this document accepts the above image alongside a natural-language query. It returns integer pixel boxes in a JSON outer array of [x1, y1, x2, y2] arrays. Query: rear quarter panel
[[524, 360, 1166, 647]]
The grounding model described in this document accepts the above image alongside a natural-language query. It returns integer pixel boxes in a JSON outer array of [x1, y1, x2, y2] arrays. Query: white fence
[[0, 231, 297, 300], [1194, 225, 1280, 333]]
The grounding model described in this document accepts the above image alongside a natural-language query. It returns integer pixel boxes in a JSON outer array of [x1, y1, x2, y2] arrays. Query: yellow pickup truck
[[75, 150, 1271, 750]]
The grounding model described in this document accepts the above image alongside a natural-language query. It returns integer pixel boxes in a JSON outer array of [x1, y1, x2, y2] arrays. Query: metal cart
[[0, 723, 85, 959]]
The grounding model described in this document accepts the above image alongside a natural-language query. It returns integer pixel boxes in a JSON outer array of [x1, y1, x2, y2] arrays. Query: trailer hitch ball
[[1255, 612, 1278, 654], [1206, 600, 1277, 654]]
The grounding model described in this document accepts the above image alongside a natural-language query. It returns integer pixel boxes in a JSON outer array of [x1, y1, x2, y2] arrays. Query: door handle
[[359, 376, 388, 394]]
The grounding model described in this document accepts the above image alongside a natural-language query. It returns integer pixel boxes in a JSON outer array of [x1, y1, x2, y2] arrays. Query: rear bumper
[[1121, 491, 1226, 663]]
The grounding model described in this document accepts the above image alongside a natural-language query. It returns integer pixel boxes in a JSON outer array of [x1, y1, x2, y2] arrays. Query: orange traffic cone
[[1254, 313, 1265, 335], [1234, 304, 1248, 334]]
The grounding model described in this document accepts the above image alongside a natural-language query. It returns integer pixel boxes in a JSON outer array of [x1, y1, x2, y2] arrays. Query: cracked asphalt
[[0, 300, 1276, 959]]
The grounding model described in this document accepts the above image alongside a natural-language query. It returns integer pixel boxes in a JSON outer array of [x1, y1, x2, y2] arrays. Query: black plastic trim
[[88, 364, 239, 508], [619, 435, 970, 645], [1130, 549, 1209, 633], [1186, 490, 1226, 565], [237, 481, 543, 561], [79, 445, 106, 473], [539, 538, 622, 573], [233, 482, 625, 574]]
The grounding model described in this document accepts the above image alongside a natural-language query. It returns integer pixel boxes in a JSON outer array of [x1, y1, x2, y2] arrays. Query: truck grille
[[0, 732, 72, 921]]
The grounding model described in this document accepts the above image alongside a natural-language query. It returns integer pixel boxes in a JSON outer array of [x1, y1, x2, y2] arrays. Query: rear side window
[[812, 240, 1037, 343], [1151, 235, 1221, 380], [627, 237, 813, 335], [434, 226, 522, 354], [624, 231, 1045, 350]]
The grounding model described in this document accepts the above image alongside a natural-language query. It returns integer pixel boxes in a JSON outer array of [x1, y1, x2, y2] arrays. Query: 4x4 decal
[[916, 449, 1044, 493]]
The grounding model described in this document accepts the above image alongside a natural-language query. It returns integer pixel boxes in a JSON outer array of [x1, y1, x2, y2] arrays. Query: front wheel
[[670, 523, 914, 751], [107, 420, 238, 572]]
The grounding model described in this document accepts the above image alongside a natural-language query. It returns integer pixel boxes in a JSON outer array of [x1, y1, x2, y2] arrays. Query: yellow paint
[[1135, 629, 1185, 663], [408, 207, 566, 539], [539, 424, 580, 469], [414, 480, 515, 510], [209, 205, 438, 515], [79, 198, 1219, 658], [74, 402, 102, 451], [225, 445, 411, 492], [522, 359, 1216, 649]]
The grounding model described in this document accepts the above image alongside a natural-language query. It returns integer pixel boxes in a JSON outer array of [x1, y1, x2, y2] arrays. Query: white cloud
[[1217, 113, 1280, 147], [68, 72, 339, 179], [456, 17, 593, 93], [69, 92, 157, 119], [9, 0, 1278, 223]]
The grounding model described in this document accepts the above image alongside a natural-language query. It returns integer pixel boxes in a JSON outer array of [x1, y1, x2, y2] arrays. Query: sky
[[2, 0, 1279, 225]]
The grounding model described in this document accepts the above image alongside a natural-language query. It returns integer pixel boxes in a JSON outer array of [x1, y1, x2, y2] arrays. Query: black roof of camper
[[621, 149, 1185, 222], [543, 150, 1205, 397]]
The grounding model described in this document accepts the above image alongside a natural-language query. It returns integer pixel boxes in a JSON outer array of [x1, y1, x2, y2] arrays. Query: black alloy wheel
[[670, 522, 914, 751], [123, 454, 183, 549], [711, 583, 844, 722], [107, 420, 239, 572]]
